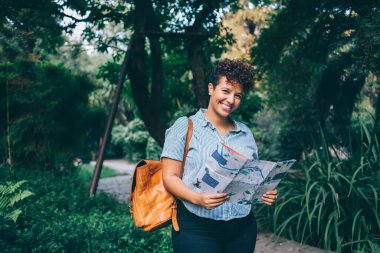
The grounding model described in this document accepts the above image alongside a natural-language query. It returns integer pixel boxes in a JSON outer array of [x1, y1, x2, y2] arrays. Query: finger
[[263, 196, 277, 201], [208, 200, 227, 208], [261, 197, 276, 204], [209, 193, 228, 199], [208, 196, 229, 206], [262, 200, 274, 206], [209, 196, 229, 205], [261, 195, 275, 202], [262, 195, 277, 202], [203, 195, 228, 204], [265, 189, 278, 195], [262, 198, 275, 205], [263, 193, 277, 199]]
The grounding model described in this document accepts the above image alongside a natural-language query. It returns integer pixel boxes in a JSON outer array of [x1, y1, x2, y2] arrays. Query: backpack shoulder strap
[[180, 118, 193, 174], [172, 118, 193, 232]]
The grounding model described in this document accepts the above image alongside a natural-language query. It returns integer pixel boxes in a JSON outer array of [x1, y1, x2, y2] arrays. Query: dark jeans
[[172, 202, 257, 253]]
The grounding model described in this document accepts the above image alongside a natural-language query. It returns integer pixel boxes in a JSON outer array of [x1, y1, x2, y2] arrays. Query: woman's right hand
[[162, 158, 229, 209], [196, 192, 229, 209]]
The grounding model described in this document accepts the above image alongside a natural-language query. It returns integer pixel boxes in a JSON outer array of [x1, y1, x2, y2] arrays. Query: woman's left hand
[[261, 189, 278, 206]]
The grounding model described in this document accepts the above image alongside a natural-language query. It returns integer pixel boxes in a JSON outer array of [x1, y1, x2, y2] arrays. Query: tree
[[0, 59, 106, 168], [0, 0, 107, 168], [251, 0, 380, 158], [78, 0, 241, 146]]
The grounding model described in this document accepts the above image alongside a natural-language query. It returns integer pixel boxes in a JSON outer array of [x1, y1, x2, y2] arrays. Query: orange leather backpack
[[130, 118, 193, 231]]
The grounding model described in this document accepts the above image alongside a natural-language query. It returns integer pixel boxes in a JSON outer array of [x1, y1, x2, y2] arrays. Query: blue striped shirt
[[161, 108, 258, 220]]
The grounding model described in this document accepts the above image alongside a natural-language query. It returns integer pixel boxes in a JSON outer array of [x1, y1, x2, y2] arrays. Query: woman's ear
[[208, 83, 214, 95]]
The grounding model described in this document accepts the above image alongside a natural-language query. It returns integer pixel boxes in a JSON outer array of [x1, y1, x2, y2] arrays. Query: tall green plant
[[257, 123, 380, 252]]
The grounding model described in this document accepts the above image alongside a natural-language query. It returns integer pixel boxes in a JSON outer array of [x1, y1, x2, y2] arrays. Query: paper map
[[192, 143, 296, 205]]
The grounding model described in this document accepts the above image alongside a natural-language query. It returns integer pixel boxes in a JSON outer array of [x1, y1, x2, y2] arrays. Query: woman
[[161, 59, 278, 253]]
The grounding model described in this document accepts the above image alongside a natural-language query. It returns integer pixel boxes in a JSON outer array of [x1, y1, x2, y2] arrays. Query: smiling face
[[207, 76, 243, 119]]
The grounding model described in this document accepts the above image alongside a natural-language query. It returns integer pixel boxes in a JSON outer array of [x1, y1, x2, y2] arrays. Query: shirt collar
[[194, 108, 247, 133]]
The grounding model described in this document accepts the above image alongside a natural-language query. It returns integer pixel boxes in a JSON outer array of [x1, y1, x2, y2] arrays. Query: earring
[[208, 92, 211, 95]]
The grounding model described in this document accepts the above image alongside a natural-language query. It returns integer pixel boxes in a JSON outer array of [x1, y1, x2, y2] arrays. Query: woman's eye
[[222, 90, 229, 94], [235, 95, 242, 99]]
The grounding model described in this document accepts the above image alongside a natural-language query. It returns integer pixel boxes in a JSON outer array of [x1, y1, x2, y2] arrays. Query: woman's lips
[[221, 103, 232, 111]]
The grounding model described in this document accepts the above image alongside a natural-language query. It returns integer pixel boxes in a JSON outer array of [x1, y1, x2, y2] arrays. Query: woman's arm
[[162, 157, 229, 210]]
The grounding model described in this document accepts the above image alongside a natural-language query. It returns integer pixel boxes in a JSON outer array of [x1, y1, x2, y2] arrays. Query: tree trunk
[[90, 36, 134, 196], [184, 2, 219, 108], [128, 0, 167, 146], [186, 38, 209, 108], [6, 70, 12, 166], [128, 0, 220, 144]]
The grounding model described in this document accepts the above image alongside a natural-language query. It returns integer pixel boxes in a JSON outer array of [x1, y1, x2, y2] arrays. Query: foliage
[[221, 1, 274, 60], [0, 59, 106, 169], [255, 123, 380, 252], [0, 165, 172, 253], [159, 44, 198, 123], [251, 109, 282, 159], [111, 119, 162, 163], [0, 0, 65, 59], [77, 164, 120, 181], [78, 0, 254, 146], [146, 137, 164, 161], [95, 60, 137, 125], [0, 180, 33, 223], [233, 90, 263, 125], [251, 0, 380, 159]]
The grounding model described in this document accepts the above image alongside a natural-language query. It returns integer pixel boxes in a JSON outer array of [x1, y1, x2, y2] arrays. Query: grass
[[77, 163, 121, 181]]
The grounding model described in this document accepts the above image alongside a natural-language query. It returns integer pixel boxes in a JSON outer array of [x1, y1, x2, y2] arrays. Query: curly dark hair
[[209, 59, 253, 92]]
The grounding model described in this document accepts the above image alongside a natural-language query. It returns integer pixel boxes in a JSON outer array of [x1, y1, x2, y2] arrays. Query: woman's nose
[[226, 94, 235, 104]]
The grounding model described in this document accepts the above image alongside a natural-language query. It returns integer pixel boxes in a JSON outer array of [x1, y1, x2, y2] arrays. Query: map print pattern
[[193, 143, 295, 205]]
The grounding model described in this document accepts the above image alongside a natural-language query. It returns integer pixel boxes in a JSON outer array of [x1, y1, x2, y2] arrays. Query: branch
[[0, 2, 123, 25], [143, 31, 213, 38], [189, 1, 220, 31]]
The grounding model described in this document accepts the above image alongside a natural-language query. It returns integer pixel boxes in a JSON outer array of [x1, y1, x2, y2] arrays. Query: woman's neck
[[204, 108, 234, 133]]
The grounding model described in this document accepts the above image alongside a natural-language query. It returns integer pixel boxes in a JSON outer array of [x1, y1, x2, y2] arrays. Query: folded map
[[192, 143, 295, 205]]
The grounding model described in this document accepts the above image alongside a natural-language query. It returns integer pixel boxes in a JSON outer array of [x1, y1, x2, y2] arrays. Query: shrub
[[0, 166, 172, 253], [0, 59, 106, 169], [256, 124, 380, 252], [112, 119, 162, 163]]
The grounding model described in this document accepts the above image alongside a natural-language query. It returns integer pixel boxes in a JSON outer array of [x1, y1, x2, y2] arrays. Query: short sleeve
[[160, 116, 189, 161]]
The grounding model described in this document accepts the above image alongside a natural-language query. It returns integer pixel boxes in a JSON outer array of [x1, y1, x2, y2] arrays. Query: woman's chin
[[217, 109, 232, 118]]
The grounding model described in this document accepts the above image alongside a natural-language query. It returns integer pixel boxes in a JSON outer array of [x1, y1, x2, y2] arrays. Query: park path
[[96, 160, 330, 253]]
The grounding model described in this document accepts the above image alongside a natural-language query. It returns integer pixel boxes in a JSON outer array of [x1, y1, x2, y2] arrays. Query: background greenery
[[0, 166, 172, 253], [77, 163, 119, 181], [255, 121, 380, 252], [0, 0, 379, 252]]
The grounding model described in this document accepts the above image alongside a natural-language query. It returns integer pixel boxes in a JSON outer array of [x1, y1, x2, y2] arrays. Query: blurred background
[[0, 0, 379, 252]]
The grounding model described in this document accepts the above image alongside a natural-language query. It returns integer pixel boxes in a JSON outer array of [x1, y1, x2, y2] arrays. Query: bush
[[0, 59, 106, 169], [0, 166, 172, 253], [255, 124, 380, 252], [111, 119, 162, 163]]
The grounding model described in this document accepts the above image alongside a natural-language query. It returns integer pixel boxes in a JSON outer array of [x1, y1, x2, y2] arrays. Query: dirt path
[[97, 159, 330, 253]]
